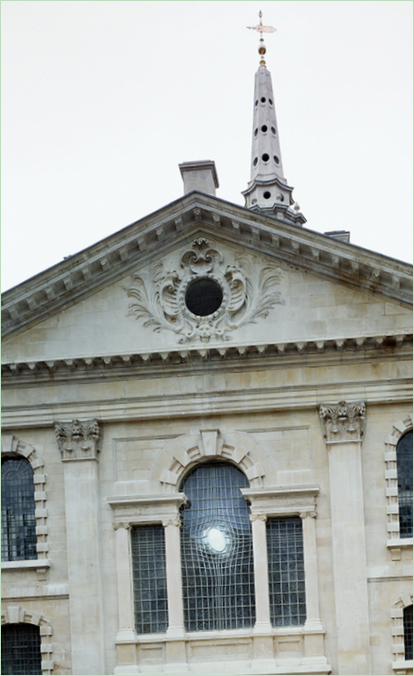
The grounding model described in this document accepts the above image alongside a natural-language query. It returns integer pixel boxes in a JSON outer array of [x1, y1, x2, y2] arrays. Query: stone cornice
[[2, 193, 412, 338], [2, 377, 412, 430], [1, 332, 412, 386]]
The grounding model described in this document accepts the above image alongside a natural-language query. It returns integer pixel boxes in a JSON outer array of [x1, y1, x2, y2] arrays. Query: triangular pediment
[[2, 192, 412, 350]]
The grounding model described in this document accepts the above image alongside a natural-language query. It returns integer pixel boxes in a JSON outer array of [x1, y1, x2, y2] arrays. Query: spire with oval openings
[[243, 12, 305, 225]]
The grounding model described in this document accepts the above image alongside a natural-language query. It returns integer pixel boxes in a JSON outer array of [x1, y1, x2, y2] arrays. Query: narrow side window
[[131, 524, 168, 634], [267, 516, 306, 626], [1, 457, 37, 562]]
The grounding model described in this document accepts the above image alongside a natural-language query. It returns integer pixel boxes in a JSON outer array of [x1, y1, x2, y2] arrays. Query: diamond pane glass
[[1, 624, 42, 675], [180, 462, 255, 631], [397, 431, 413, 537], [267, 516, 306, 627], [131, 525, 168, 634], [1, 458, 37, 562], [404, 605, 413, 660]]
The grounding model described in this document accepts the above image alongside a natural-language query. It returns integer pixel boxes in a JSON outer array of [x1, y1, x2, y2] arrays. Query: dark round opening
[[185, 278, 223, 317], [254, 128, 258, 137], [269, 99, 273, 105], [261, 125, 268, 133], [271, 126, 276, 134], [263, 191, 271, 199], [253, 157, 258, 166], [274, 155, 280, 164], [262, 153, 270, 162], [255, 100, 258, 107], [260, 97, 266, 103]]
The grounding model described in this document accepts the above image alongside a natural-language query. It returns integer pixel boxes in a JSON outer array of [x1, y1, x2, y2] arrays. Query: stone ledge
[[1, 559, 50, 571]]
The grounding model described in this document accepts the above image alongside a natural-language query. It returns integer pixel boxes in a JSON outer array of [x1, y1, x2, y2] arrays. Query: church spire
[[243, 12, 305, 225]]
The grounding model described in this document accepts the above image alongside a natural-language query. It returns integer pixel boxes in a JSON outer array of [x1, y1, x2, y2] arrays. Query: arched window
[[396, 431, 413, 538], [179, 461, 255, 631], [1, 624, 42, 675], [404, 605, 413, 661], [1, 457, 37, 561]]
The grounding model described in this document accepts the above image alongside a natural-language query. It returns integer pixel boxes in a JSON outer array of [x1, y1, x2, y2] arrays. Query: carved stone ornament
[[55, 419, 102, 461], [126, 238, 284, 343], [319, 401, 366, 443], [249, 513, 267, 523]]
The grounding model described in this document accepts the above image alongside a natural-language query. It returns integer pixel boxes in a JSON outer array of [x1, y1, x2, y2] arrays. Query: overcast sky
[[2, 1, 412, 292]]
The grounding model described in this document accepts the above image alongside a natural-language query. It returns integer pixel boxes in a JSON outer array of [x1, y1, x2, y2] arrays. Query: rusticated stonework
[[126, 238, 284, 343], [319, 401, 366, 443], [55, 419, 102, 461]]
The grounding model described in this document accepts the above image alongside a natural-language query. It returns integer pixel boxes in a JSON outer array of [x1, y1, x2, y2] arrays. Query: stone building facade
[[1, 19, 413, 676]]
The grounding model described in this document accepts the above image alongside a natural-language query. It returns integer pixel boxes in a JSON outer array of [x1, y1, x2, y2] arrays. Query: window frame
[[384, 417, 413, 559]]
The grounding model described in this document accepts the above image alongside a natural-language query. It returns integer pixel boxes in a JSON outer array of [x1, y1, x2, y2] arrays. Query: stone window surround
[[384, 416, 413, 561], [108, 482, 328, 672], [1, 604, 54, 674], [1, 435, 50, 580], [391, 594, 413, 675]]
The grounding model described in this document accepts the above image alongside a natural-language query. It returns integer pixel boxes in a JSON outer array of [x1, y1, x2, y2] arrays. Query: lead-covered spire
[[243, 12, 305, 225]]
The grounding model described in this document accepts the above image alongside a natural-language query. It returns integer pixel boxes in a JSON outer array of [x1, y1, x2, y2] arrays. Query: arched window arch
[[1, 456, 37, 562], [179, 461, 255, 631], [396, 431, 413, 538], [1, 623, 42, 675]]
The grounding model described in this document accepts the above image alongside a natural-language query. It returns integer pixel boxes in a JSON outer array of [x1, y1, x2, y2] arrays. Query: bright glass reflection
[[206, 527, 226, 552]]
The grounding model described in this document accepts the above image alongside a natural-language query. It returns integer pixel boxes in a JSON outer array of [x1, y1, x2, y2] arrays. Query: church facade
[[1, 18, 413, 676]]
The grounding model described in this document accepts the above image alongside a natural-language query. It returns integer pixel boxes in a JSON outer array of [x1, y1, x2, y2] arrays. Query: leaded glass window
[[396, 431, 413, 537], [267, 516, 306, 626], [131, 525, 168, 634], [404, 605, 413, 661], [180, 461, 255, 631], [1, 624, 42, 675], [1, 457, 37, 562]]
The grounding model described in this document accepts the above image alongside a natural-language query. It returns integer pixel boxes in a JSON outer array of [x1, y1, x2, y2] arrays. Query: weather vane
[[247, 10, 276, 66]]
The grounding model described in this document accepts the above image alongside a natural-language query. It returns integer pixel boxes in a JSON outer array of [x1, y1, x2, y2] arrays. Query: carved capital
[[55, 419, 102, 461], [300, 510, 317, 519], [249, 513, 267, 523], [113, 522, 131, 531], [319, 401, 366, 444], [162, 517, 182, 528]]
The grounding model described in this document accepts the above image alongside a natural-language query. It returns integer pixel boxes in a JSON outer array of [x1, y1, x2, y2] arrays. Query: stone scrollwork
[[319, 401, 366, 443], [126, 238, 284, 343], [55, 419, 102, 461]]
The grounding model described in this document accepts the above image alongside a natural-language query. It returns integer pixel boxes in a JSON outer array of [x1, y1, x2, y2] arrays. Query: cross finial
[[247, 11, 276, 66]]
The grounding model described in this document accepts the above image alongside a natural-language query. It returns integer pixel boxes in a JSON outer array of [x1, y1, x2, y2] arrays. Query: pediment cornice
[[1, 332, 412, 387], [2, 192, 412, 337]]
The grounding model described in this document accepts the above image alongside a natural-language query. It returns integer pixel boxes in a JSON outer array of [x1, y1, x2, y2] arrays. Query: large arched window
[[396, 431, 413, 538], [1, 624, 42, 675], [1, 457, 37, 561], [180, 461, 255, 631], [404, 605, 413, 661]]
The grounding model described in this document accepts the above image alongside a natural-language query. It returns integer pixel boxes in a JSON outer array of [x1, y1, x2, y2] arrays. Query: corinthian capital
[[319, 401, 366, 444], [55, 419, 102, 461]]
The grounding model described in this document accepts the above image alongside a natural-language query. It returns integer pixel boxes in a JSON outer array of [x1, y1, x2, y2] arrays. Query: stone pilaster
[[56, 419, 105, 675], [250, 513, 272, 632], [113, 524, 135, 641], [319, 401, 371, 675], [163, 517, 185, 638]]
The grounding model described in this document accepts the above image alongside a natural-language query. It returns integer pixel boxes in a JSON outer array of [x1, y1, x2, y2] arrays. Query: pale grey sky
[[2, 1, 412, 291]]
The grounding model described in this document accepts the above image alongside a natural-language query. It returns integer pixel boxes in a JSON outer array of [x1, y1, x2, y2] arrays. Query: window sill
[[392, 658, 413, 674], [1, 559, 50, 570], [387, 538, 413, 549]]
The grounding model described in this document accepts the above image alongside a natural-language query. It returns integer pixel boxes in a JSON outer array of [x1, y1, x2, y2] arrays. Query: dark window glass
[[131, 525, 168, 634], [404, 605, 413, 660], [1, 457, 37, 562], [1, 624, 42, 675], [397, 431, 413, 537], [180, 462, 255, 631], [267, 516, 306, 626]]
